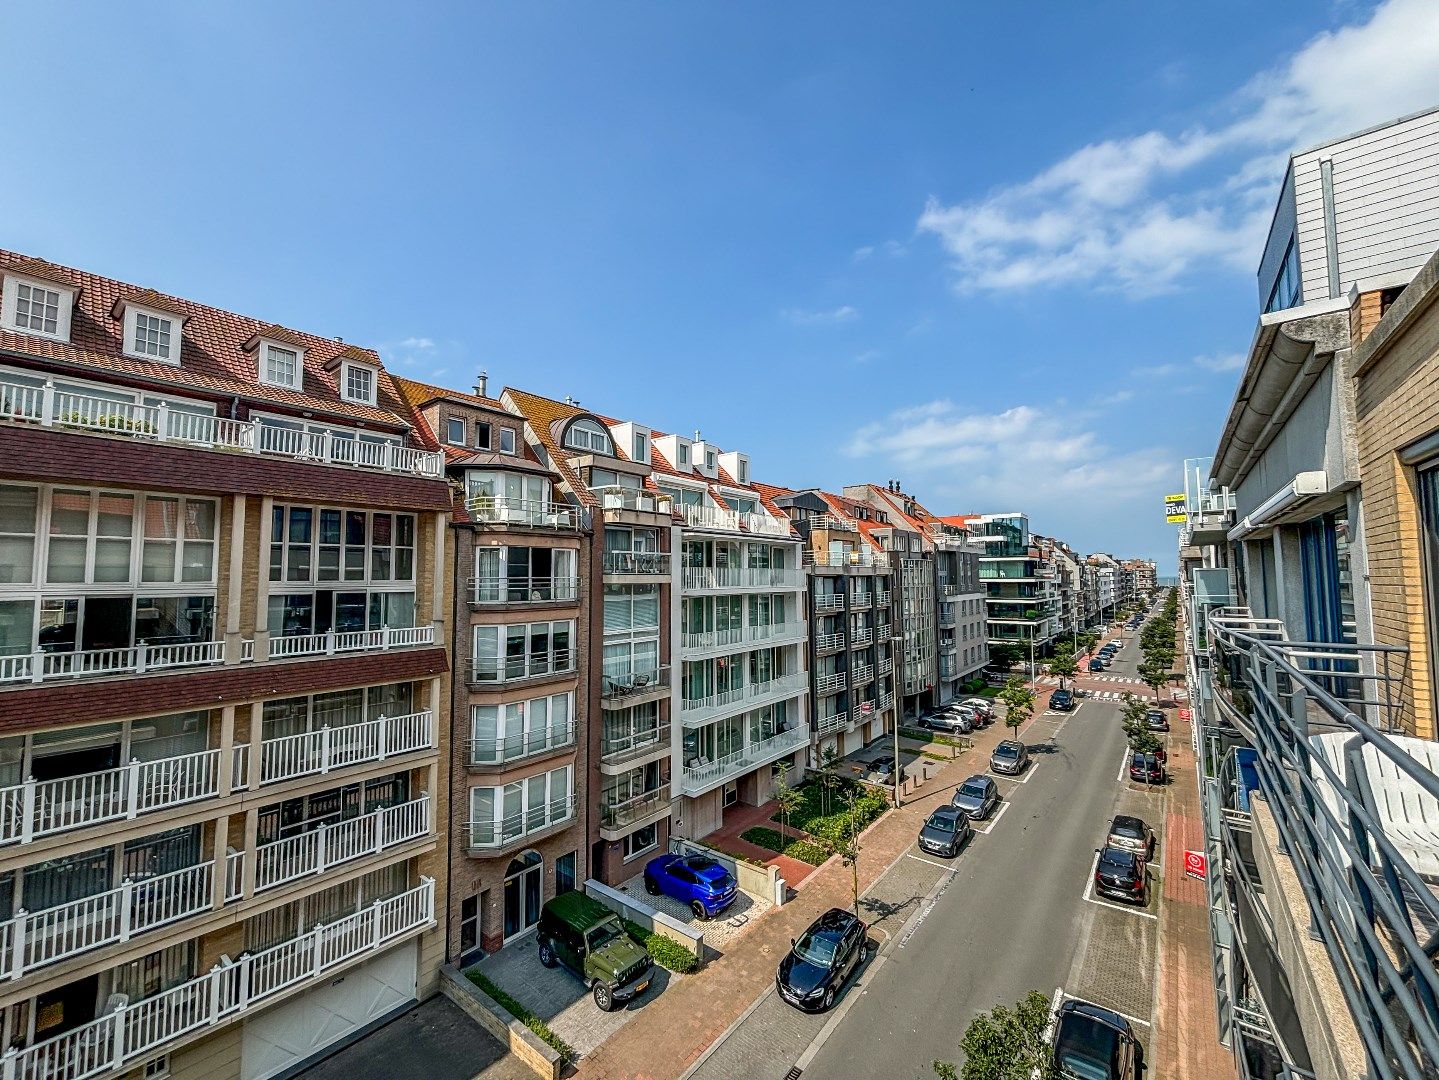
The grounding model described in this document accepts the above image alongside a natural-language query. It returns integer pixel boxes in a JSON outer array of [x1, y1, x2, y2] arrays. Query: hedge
[[466, 969, 576, 1064], [622, 917, 701, 974], [740, 826, 829, 865]]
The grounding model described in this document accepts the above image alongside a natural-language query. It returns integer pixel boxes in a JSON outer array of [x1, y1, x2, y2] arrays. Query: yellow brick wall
[[1354, 289, 1439, 738]]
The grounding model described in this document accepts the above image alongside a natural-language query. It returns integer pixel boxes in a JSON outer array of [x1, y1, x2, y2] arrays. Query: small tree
[[1138, 656, 1170, 701], [821, 786, 864, 917], [1048, 646, 1077, 690], [1128, 728, 1163, 756], [933, 989, 1057, 1080], [818, 745, 841, 817], [771, 761, 803, 854], [998, 676, 1035, 740], [989, 642, 1024, 673]]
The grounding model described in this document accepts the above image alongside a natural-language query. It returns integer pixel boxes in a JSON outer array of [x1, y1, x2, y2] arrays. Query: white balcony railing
[[0, 378, 444, 478], [267, 624, 434, 660], [0, 640, 227, 685], [261, 711, 435, 785], [804, 549, 891, 569], [680, 621, 803, 652], [876, 623, 892, 639], [470, 575, 580, 605], [7, 879, 435, 1080], [815, 671, 846, 695], [815, 712, 849, 736], [878, 658, 894, 676], [814, 594, 844, 614], [681, 503, 741, 531], [603, 551, 672, 576], [682, 566, 804, 591], [876, 590, 892, 606], [468, 795, 576, 849], [815, 632, 845, 652], [744, 513, 791, 537], [0, 860, 218, 982], [254, 797, 431, 893], [466, 651, 575, 685], [596, 487, 673, 516], [851, 664, 874, 685], [466, 496, 583, 530], [879, 693, 895, 711], [600, 784, 672, 830], [681, 726, 808, 796], [851, 628, 873, 647], [681, 673, 807, 726], [851, 593, 873, 610]]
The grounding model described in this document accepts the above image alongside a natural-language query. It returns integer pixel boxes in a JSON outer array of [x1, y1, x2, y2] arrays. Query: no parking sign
[[1184, 850, 1207, 879]]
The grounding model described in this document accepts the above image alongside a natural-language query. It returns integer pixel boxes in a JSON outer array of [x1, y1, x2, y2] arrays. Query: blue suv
[[644, 854, 738, 919]]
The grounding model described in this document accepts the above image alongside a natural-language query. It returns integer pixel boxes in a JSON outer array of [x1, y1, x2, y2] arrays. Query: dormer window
[[261, 342, 302, 390], [706, 450, 716, 470], [563, 418, 611, 454], [738, 461, 748, 484], [447, 418, 466, 445], [677, 444, 689, 467], [123, 306, 181, 365], [499, 428, 517, 455], [342, 361, 377, 405], [3, 274, 76, 342], [634, 432, 648, 461]]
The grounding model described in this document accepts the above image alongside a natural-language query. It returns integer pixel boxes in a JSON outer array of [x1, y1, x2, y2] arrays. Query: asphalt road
[[800, 623, 1150, 1079]]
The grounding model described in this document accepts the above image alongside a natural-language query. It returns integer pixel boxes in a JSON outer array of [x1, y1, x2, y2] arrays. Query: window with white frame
[[474, 545, 578, 603], [624, 822, 658, 859], [269, 505, 416, 584], [446, 418, 466, 445], [633, 432, 648, 461], [677, 444, 689, 467], [738, 461, 748, 484], [469, 764, 573, 845], [341, 362, 377, 405], [126, 308, 180, 365], [499, 428, 516, 455], [261, 343, 302, 390], [2, 276, 73, 341], [469, 691, 574, 764], [563, 418, 612, 454], [471, 620, 574, 682], [603, 584, 659, 685]]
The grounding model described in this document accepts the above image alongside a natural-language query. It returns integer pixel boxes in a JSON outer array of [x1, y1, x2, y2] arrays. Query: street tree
[[932, 989, 1057, 1080], [989, 642, 1024, 673], [1138, 656, 1171, 701], [998, 677, 1035, 740], [1048, 646, 1077, 689], [822, 786, 865, 917], [771, 761, 803, 854], [818, 744, 841, 817]]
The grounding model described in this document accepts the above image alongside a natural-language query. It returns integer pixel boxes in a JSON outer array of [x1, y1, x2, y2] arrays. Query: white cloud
[[1133, 351, 1247, 378], [853, 349, 882, 365], [1193, 351, 1245, 373], [782, 304, 859, 326], [398, 337, 435, 350], [917, 0, 1439, 296], [852, 245, 875, 262]]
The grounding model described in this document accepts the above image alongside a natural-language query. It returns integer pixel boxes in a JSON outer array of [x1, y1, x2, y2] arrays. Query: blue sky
[[5, 1, 1438, 572]]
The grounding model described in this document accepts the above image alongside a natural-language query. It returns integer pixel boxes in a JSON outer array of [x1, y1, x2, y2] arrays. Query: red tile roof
[[0, 249, 420, 432]]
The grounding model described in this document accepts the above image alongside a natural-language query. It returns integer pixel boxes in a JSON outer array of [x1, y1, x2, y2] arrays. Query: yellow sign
[[1165, 493, 1186, 524]]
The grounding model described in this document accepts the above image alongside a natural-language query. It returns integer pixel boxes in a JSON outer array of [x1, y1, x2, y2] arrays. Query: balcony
[[600, 665, 671, 709], [681, 673, 807, 727], [682, 566, 805, 592], [680, 621, 804, 655], [0, 377, 445, 478], [744, 513, 792, 537], [680, 725, 808, 797], [468, 795, 576, 851], [876, 590, 892, 607], [0, 640, 228, 685], [467, 496, 584, 530], [940, 584, 960, 597], [851, 664, 874, 686], [804, 548, 890, 570], [596, 487, 673, 518], [8, 879, 434, 1080], [938, 612, 956, 628], [466, 721, 576, 769], [267, 624, 435, 661], [465, 652, 575, 687], [681, 503, 740, 532], [600, 784, 672, 835], [815, 671, 846, 695], [814, 632, 844, 654], [260, 710, 435, 785], [878, 658, 894, 676], [806, 513, 857, 534], [252, 797, 431, 893], [851, 593, 873, 611], [470, 575, 580, 605], [851, 628, 873, 647], [814, 593, 845, 614], [878, 692, 894, 711], [603, 551, 672, 577], [815, 711, 849, 737], [876, 623, 891, 639], [599, 722, 671, 770]]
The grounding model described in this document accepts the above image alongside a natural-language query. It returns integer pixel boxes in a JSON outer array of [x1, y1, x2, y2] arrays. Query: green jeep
[[537, 892, 653, 1011]]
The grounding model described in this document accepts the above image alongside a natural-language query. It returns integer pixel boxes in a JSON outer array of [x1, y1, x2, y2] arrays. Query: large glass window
[[469, 765, 573, 844], [475, 546, 578, 602], [270, 505, 415, 584], [471, 620, 575, 682], [470, 692, 574, 763], [466, 471, 551, 514], [1264, 237, 1302, 314], [562, 419, 612, 454]]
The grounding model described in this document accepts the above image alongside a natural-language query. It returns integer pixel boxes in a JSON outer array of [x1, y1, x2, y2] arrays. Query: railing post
[[9, 912, 26, 980], [135, 640, 148, 674], [2, 1045, 16, 1080], [372, 898, 385, 948], [381, 625, 392, 651], [316, 824, 329, 874], [39, 379, 54, 427], [312, 923, 326, 976], [238, 953, 253, 1011], [110, 1002, 127, 1065], [155, 401, 170, 442], [118, 878, 134, 942], [207, 963, 224, 1024], [125, 758, 141, 819], [324, 630, 336, 657], [28, 651, 42, 685], [320, 725, 332, 775], [19, 779, 34, 844], [374, 805, 385, 854], [376, 714, 388, 760]]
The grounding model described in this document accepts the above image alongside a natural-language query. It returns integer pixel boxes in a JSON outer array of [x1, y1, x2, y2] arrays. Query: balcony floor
[[293, 997, 520, 1080]]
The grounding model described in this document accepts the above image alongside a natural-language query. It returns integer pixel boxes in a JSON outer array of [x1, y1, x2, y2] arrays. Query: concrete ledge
[[439, 964, 561, 1080], [585, 878, 705, 958]]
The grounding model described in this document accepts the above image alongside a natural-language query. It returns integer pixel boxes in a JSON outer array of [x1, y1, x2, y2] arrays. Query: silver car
[[924, 710, 970, 734], [959, 698, 994, 723]]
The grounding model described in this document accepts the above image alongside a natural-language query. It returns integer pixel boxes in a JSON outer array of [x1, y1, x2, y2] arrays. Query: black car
[[1129, 751, 1165, 785], [918, 806, 973, 857], [776, 907, 868, 1012], [1049, 688, 1075, 711], [1053, 998, 1141, 1079], [1145, 709, 1170, 732], [990, 740, 1029, 776], [1093, 844, 1148, 904], [1088, 658, 1106, 672]]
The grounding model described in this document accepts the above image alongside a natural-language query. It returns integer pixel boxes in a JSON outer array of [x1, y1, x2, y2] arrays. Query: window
[[563, 419, 611, 454], [677, 444, 689, 467], [126, 310, 179, 364], [469, 765, 573, 845], [633, 432, 648, 461], [269, 505, 416, 584], [260, 343, 301, 389], [706, 450, 716, 470], [624, 823, 658, 859], [474, 545, 578, 602], [459, 894, 481, 960], [447, 418, 466, 445], [342, 362, 376, 405], [13, 281, 61, 335], [738, 461, 748, 484], [470, 691, 574, 763], [474, 421, 492, 450], [471, 620, 575, 682], [1264, 237, 1302, 314], [499, 428, 516, 455], [556, 851, 577, 893]]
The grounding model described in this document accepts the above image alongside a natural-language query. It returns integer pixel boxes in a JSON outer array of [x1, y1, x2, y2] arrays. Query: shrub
[[466, 970, 576, 1064], [740, 825, 789, 851], [621, 918, 702, 973], [784, 839, 832, 865]]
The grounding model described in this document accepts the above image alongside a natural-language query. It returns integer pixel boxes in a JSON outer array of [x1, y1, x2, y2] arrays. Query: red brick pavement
[[701, 800, 819, 886]]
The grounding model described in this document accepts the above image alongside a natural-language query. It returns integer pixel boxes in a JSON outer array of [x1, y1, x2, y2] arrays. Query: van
[[537, 891, 654, 1010]]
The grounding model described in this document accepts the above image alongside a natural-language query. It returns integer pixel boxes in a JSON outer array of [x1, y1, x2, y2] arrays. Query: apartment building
[[1043, 538, 1086, 642], [395, 377, 590, 956], [1181, 107, 1439, 1080], [1088, 553, 1120, 622], [768, 488, 897, 758], [929, 521, 988, 701], [963, 513, 1061, 659], [0, 252, 449, 1080], [1122, 558, 1157, 600]]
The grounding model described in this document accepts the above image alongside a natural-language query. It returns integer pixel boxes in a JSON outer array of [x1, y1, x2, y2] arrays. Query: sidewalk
[[575, 726, 1011, 1080]]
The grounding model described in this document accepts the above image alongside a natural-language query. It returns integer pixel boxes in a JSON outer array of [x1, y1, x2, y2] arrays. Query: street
[[688, 625, 1165, 1080]]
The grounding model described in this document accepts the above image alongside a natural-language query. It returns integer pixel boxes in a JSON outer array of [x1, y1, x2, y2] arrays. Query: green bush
[[466, 969, 576, 1063], [785, 839, 832, 865], [738, 826, 829, 865], [740, 825, 789, 851], [621, 918, 702, 973]]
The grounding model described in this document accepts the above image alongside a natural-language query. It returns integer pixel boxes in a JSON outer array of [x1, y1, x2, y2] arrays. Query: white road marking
[[988, 762, 1039, 784], [905, 852, 958, 871], [1116, 746, 1130, 785], [970, 800, 1011, 834], [1056, 989, 1154, 1029], [1082, 851, 1159, 921]]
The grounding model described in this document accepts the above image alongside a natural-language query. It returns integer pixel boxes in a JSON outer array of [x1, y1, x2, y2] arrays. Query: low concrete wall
[[584, 878, 705, 958], [439, 965, 561, 1080], [669, 836, 783, 904]]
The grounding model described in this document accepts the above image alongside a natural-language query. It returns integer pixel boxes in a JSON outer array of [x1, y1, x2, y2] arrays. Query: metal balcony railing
[[0, 640, 227, 685], [683, 566, 804, 591], [815, 671, 845, 695], [603, 551, 672, 576], [851, 628, 873, 647], [851, 593, 873, 610], [600, 722, 671, 766], [876, 590, 892, 606], [814, 593, 845, 614], [601, 784, 672, 829], [851, 664, 874, 685], [601, 665, 670, 700], [806, 513, 858, 533], [744, 513, 791, 537], [1208, 608, 1436, 1080], [680, 726, 807, 795], [815, 711, 849, 736], [682, 673, 807, 726], [681, 503, 740, 531], [595, 487, 673, 516], [804, 549, 890, 569], [0, 377, 445, 478], [466, 651, 575, 685], [466, 722, 576, 767], [470, 575, 580, 604], [815, 632, 845, 653], [268, 624, 434, 660], [467, 796, 575, 849], [681, 621, 803, 652], [467, 496, 584, 530]]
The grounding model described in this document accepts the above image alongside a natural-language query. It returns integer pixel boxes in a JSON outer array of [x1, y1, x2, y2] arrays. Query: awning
[[1227, 471, 1328, 542]]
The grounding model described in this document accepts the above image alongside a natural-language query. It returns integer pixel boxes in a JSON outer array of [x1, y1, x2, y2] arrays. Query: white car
[[959, 698, 994, 722]]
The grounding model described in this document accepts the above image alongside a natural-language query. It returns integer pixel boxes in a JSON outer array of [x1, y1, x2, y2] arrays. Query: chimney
[[694, 429, 702, 442], [474, 370, 488, 398]]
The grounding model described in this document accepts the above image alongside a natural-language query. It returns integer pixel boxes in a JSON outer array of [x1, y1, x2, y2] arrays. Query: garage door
[[240, 942, 418, 1080]]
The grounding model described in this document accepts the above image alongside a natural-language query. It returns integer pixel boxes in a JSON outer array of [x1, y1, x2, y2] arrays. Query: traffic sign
[[1184, 850, 1206, 879]]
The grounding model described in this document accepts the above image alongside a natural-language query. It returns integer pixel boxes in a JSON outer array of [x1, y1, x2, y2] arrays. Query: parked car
[[1093, 844, 1148, 904], [1129, 739, 1167, 765], [1049, 689, 1075, 711], [990, 740, 1030, 776], [1106, 814, 1156, 857], [1145, 709, 1170, 732], [874, 754, 907, 780], [918, 805, 974, 857], [921, 710, 970, 734], [776, 907, 869, 1012], [1088, 659, 1106, 672], [537, 892, 653, 1011], [1128, 752, 1165, 785], [1111, 640, 1125, 650], [951, 774, 1001, 820], [960, 697, 995, 722], [1052, 998, 1141, 1079], [643, 853, 738, 920]]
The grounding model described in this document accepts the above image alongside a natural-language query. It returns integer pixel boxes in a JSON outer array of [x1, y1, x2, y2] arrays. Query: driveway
[[615, 871, 772, 953], [473, 931, 678, 1058]]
